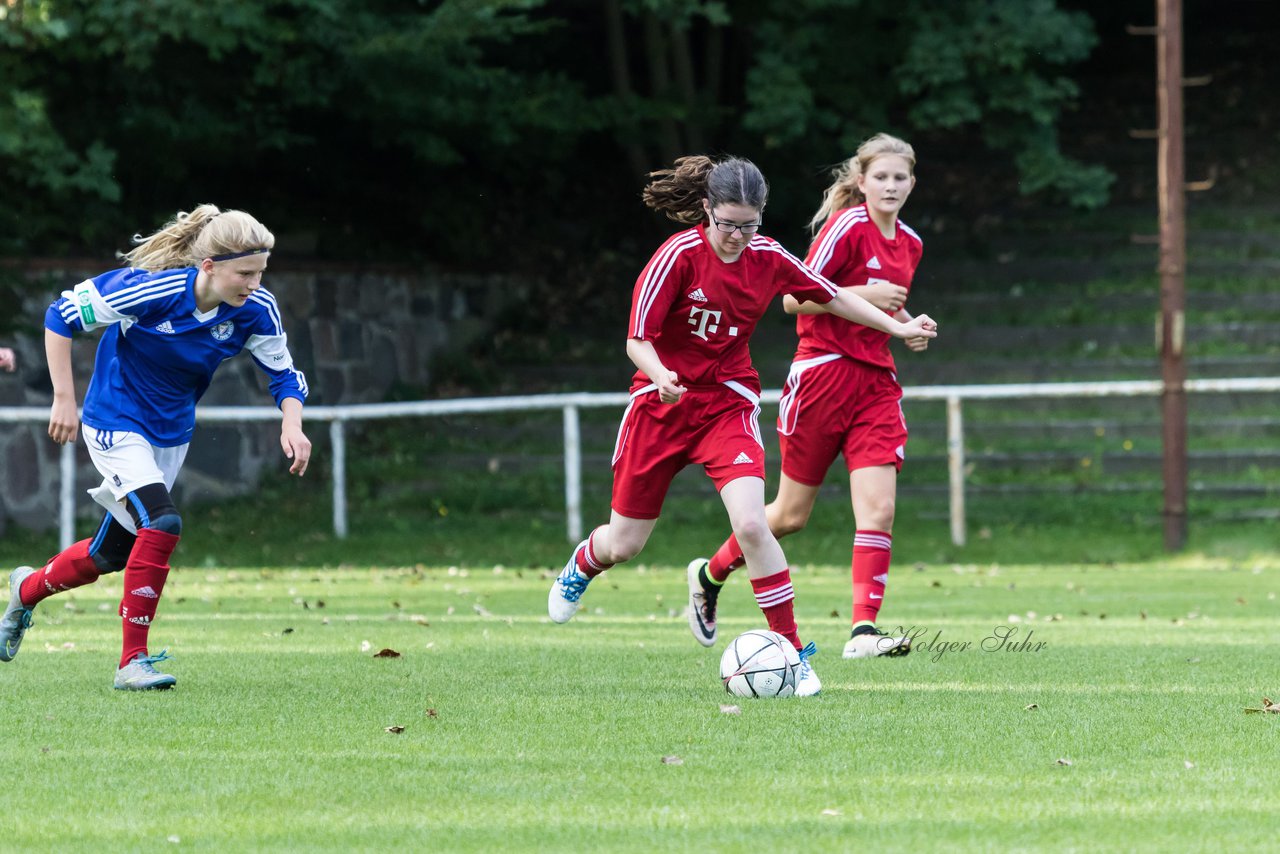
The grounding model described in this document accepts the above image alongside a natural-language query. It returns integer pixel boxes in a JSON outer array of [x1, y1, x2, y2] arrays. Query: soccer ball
[[719, 629, 800, 698]]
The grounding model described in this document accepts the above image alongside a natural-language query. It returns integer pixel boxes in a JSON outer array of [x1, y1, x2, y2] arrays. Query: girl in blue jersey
[[0, 205, 311, 690]]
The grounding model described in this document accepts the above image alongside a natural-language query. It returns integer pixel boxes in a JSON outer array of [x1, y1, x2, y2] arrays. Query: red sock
[[852, 530, 892, 626], [574, 527, 615, 579], [751, 569, 801, 649], [20, 539, 101, 606], [119, 529, 180, 667], [709, 534, 746, 583]]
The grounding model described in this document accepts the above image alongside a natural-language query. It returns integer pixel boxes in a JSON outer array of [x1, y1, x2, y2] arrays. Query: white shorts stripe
[[777, 354, 843, 437]]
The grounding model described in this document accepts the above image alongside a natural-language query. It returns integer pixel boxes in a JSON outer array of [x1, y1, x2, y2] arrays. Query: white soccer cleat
[[548, 544, 592, 624], [113, 650, 177, 691], [795, 641, 821, 697], [686, 558, 717, 647], [842, 627, 912, 659]]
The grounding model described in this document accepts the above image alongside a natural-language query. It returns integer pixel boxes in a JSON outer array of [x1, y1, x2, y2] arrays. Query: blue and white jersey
[[46, 267, 309, 447]]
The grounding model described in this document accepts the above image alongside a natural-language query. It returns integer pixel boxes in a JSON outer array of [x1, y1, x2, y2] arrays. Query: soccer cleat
[[1, 566, 37, 663], [548, 544, 592, 624], [113, 650, 177, 691], [842, 625, 913, 659], [795, 641, 822, 697], [686, 558, 717, 647]]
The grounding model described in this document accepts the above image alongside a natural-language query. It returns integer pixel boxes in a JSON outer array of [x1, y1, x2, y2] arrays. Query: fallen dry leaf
[[661, 755, 683, 765], [373, 648, 401, 658], [1025, 703, 1039, 711], [1184, 760, 1195, 769], [426, 708, 439, 718], [719, 704, 741, 715], [1244, 697, 1280, 714], [385, 725, 405, 734], [1055, 758, 1073, 766]]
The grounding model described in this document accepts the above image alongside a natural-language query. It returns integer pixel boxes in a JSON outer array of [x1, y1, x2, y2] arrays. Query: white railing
[[3, 376, 1278, 550]]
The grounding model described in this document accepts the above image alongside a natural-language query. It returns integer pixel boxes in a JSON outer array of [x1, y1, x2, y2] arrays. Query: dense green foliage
[[2, 0, 1105, 262]]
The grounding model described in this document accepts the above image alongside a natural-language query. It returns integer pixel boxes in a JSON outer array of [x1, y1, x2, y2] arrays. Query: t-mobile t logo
[[688, 306, 722, 340]]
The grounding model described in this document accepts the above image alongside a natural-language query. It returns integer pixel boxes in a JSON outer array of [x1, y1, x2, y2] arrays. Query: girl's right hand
[[657, 370, 687, 404], [48, 397, 80, 445], [898, 314, 937, 340]]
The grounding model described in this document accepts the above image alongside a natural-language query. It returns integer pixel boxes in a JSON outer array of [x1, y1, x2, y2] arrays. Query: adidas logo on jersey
[[732, 451, 754, 465], [688, 288, 708, 303], [155, 321, 176, 334], [866, 256, 882, 270], [131, 586, 160, 599]]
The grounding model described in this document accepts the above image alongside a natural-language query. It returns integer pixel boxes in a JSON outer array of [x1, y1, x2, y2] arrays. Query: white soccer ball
[[719, 629, 800, 698]]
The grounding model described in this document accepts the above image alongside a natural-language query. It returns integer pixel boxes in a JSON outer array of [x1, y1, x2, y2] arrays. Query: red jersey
[[794, 205, 923, 370], [629, 225, 840, 394]]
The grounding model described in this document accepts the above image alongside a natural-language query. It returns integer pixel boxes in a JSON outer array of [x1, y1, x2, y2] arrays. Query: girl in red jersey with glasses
[[547, 154, 937, 695], [688, 134, 931, 660]]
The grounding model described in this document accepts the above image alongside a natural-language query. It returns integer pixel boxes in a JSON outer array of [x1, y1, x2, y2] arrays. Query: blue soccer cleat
[[0, 566, 37, 663]]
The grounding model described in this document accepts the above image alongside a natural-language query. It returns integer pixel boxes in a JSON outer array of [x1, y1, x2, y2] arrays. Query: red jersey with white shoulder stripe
[[794, 205, 923, 370], [629, 225, 841, 394]]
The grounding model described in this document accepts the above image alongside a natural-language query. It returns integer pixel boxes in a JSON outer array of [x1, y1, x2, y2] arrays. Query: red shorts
[[776, 355, 907, 486], [611, 383, 767, 519]]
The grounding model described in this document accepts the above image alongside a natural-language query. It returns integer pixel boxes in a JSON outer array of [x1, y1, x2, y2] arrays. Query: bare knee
[[732, 516, 773, 551], [770, 504, 811, 538], [858, 495, 897, 530], [604, 532, 646, 563]]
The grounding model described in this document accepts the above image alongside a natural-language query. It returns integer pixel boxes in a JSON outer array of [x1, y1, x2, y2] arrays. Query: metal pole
[[59, 441, 75, 550], [1157, 0, 1188, 551], [330, 419, 348, 539], [563, 404, 582, 543], [946, 396, 966, 546]]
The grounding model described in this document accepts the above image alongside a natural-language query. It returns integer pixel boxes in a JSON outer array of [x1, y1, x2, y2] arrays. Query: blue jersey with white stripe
[[46, 267, 309, 447]]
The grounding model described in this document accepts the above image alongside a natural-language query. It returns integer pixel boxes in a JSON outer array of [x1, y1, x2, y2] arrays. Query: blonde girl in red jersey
[[547, 154, 937, 695], [689, 134, 928, 660]]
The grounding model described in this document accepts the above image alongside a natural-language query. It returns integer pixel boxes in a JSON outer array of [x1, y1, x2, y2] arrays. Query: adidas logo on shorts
[[732, 451, 754, 465]]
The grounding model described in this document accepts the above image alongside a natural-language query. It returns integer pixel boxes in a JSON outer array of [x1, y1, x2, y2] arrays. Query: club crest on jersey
[[210, 320, 235, 341]]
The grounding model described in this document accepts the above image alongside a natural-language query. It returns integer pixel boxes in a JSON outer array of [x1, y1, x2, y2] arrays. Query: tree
[[1, 0, 1109, 263]]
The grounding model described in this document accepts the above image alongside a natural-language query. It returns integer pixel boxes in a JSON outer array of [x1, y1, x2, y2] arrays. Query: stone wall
[[0, 264, 529, 535]]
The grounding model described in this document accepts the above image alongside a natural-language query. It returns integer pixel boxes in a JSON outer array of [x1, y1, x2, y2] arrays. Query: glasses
[[708, 210, 762, 235]]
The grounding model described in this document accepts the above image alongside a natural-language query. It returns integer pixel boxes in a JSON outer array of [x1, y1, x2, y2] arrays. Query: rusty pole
[[1157, 0, 1188, 551]]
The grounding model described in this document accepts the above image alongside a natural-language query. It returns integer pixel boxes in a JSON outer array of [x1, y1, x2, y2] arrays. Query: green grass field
[[5, 557, 1279, 852]]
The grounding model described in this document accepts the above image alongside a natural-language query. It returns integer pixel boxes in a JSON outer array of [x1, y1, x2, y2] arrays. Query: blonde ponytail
[[122, 205, 275, 271]]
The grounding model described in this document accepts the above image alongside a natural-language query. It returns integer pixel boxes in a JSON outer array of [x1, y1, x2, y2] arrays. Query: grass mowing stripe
[[4, 561, 1279, 852]]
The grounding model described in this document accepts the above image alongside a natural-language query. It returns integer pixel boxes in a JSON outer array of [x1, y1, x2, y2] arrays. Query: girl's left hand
[[282, 427, 312, 476], [903, 336, 930, 352]]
